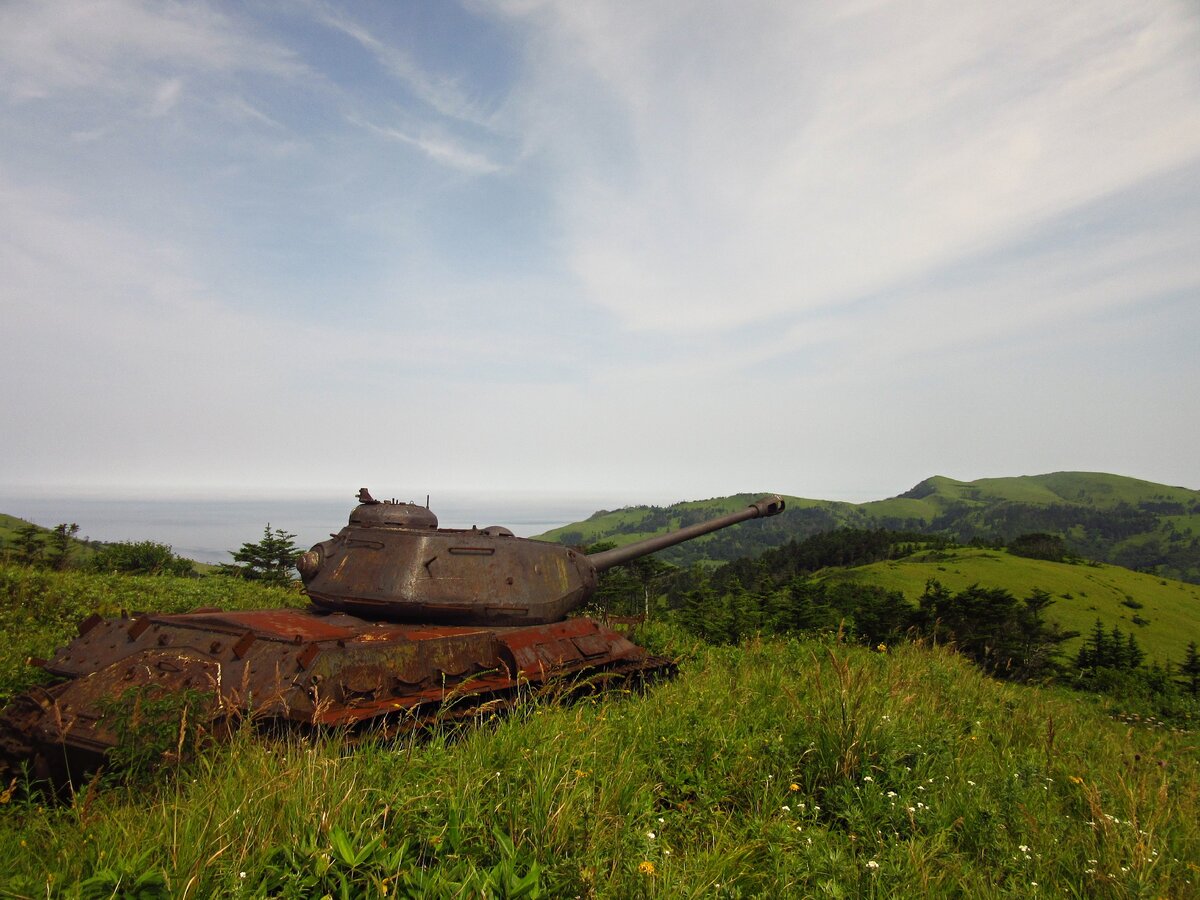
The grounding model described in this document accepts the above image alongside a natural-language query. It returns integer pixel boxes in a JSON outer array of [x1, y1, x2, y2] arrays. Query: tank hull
[[0, 608, 671, 782]]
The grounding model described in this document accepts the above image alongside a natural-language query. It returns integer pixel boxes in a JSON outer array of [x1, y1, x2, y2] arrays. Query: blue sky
[[2, 0, 1198, 505]]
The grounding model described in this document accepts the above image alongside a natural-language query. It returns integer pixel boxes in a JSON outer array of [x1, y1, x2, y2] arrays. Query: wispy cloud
[[147, 78, 183, 116], [501, 1, 1200, 334], [351, 116, 503, 175], [2, 1, 1198, 497], [0, 0, 303, 101], [311, 2, 495, 128]]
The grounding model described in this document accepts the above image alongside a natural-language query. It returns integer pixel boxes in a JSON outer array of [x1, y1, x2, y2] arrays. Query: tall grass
[[2, 628, 1197, 898], [0, 564, 305, 704]]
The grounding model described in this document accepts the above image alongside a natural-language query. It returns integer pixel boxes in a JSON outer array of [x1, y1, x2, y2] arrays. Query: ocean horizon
[[0, 490, 649, 565]]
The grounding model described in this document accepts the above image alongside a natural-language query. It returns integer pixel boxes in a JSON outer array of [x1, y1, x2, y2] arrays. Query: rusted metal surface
[[301, 492, 784, 624], [0, 490, 781, 780]]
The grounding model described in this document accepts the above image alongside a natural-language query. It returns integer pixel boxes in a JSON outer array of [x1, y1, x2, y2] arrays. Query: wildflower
[[657, 817, 665, 824], [789, 783, 800, 792], [646, 831, 656, 840], [863, 776, 874, 782], [876, 642, 887, 652], [1019, 845, 1030, 853], [638, 861, 656, 877], [239, 872, 247, 879], [967, 780, 976, 786], [866, 860, 880, 870], [886, 791, 897, 798], [782, 805, 791, 812]]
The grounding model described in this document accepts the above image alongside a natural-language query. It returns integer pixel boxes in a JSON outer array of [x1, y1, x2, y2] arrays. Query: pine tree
[[47, 523, 79, 571], [1181, 641, 1200, 696], [1077, 619, 1109, 669], [220, 524, 301, 585], [1110, 625, 1128, 668], [12, 523, 46, 566], [1124, 632, 1145, 669]]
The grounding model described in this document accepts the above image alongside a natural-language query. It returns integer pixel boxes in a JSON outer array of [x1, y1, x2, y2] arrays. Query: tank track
[[0, 651, 676, 788]]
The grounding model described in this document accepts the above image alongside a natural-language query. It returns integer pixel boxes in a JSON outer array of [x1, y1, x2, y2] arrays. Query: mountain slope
[[536, 472, 1200, 581]]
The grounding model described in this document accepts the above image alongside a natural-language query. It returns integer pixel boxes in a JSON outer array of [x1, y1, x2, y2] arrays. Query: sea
[[0, 491, 642, 566]]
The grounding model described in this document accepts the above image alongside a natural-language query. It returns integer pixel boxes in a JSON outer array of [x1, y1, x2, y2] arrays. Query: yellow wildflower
[[638, 861, 656, 877], [789, 783, 800, 792]]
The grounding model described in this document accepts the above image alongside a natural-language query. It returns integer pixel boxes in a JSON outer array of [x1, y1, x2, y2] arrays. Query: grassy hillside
[[536, 472, 1200, 582], [0, 514, 101, 569], [822, 547, 1200, 666], [2, 625, 1197, 896]]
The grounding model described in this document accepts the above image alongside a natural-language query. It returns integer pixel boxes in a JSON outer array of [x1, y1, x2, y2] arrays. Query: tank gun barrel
[[585, 495, 786, 572]]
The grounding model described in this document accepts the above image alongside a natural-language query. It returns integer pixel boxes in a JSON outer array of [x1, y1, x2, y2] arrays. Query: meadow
[[822, 548, 1200, 666], [0, 563, 1198, 897]]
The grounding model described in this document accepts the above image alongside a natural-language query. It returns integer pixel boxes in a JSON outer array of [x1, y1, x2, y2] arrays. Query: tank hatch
[[348, 487, 438, 530]]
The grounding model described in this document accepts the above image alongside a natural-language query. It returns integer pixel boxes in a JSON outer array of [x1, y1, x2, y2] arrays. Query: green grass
[[1, 632, 1197, 897], [0, 564, 307, 706], [823, 548, 1200, 666], [0, 564, 1198, 896]]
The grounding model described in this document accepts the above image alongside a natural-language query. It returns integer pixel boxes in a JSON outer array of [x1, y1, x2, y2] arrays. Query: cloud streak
[[502, 1, 1200, 333]]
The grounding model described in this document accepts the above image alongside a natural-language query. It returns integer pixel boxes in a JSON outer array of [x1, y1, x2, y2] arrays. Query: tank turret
[[296, 492, 785, 626]]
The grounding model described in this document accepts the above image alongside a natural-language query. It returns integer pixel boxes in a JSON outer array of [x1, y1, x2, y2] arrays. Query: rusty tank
[[0, 490, 785, 780]]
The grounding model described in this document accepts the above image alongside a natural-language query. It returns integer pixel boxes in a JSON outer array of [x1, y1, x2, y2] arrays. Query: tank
[[0, 490, 785, 781]]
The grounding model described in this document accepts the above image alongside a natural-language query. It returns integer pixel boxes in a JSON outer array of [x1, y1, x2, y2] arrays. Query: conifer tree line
[[593, 527, 1200, 703], [2, 521, 300, 581]]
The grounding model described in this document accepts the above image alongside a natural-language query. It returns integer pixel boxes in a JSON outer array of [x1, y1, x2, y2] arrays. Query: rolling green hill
[[0, 513, 100, 567], [820, 547, 1200, 666], [537, 472, 1200, 581]]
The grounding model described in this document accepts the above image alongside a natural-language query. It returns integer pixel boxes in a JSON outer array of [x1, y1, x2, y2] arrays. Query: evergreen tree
[[1181, 641, 1200, 696], [12, 523, 45, 566], [47, 522, 79, 571], [220, 524, 301, 585], [1110, 625, 1128, 668], [678, 574, 718, 641], [1077, 619, 1110, 669], [1124, 632, 1145, 669]]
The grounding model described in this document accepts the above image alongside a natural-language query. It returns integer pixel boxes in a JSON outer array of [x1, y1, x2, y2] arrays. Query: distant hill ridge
[[537, 472, 1200, 582]]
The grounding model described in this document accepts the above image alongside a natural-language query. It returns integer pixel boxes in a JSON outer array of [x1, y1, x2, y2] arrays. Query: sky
[[2, 0, 1199, 508]]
